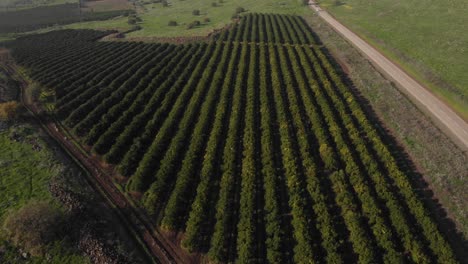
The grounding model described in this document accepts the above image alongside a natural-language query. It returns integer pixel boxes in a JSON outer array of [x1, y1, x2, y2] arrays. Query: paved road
[[308, 1, 468, 152]]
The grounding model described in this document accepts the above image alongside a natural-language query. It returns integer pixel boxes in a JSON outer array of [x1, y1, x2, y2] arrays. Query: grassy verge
[[316, 0, 468, 119], [303, 12, 468, 243]]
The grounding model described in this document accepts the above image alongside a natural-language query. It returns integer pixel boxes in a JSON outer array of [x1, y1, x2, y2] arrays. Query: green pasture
[[318, 0, 468, 118], [127, 0, 310, 38]]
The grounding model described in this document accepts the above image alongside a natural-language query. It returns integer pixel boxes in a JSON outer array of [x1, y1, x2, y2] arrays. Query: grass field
[[127, 0, 310, 38], [317, 0, 468, 119], [0, 123, 88, 263]]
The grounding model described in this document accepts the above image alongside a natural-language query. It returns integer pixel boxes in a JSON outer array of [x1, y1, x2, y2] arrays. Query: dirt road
[[308, 1, 468, 152]]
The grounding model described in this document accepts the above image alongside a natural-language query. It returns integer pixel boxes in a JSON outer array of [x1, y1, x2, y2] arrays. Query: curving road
[[308, 1, 468, 152]]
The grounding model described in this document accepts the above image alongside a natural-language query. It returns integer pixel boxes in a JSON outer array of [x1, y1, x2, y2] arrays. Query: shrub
[[0, 101, 20, 121], [132, 25, 142, 31], [128, 17, 137, 25], [192, 9, 200, 16], [203, 17, 210, 23], [232, 6, 245, 19], [2, 201, 65, 256], [168, 20, 178, 26], [187, 20, 200, 29], [235, 7, 245, 14], [211, 2, 217, 7]]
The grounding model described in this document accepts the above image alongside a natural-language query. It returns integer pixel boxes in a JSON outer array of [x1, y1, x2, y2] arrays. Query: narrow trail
[[2, 52, 197, 264], [308, 0, 468, 153]]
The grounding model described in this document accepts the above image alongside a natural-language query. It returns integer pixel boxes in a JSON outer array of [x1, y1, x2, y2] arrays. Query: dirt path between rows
[[1, 48, 198, 264], [308, 0, 468, 153]]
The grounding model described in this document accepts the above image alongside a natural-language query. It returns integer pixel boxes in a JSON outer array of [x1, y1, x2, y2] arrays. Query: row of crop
[[219, 14, 316, 44], [267, 43, 320, 263], [125, 42, 225, 193], [28, 41, 107, 82], [161, 43, 241, 232], [18, 34, 116, 82], [257, 43, 293, 263], [59, 44, 174, 124], [181, 43, 241, 253], [289, 44, 404, 262], [11, 29, 457, 263], [206, 43, 248, 263], [274, 44, 348, 263], [71, 44, 178, 134], [235, 44, 263, 263], [102, 44, 213, 167], [307, 46, 457, 263], [73, 44, 188, 137], [58, 44, 155, 104], [114, 43, 218, 178], [55, 44, 166, 115], [88, 44, 201, 153], [46, 42, 142, 97], [11, 30, 106, 65], [287, 43, 456, 262], [141, 42, 233, 218], [55, 43, 150, 107], [301, 45, 418, 262], [32, 42, 121, 89]]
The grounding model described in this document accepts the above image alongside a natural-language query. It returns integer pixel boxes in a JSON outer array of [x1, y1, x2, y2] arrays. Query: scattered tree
[[235, 7, 245, 14], [232, 6, 245, 19], [128, 17, 137, 25], [187, 20, 201, 29]]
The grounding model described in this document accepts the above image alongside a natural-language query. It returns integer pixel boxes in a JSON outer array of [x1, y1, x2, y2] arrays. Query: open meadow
[[318, 0, 468, 119]]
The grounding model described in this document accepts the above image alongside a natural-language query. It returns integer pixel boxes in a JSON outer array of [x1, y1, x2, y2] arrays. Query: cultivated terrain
[[0, 0, 467, 263]]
